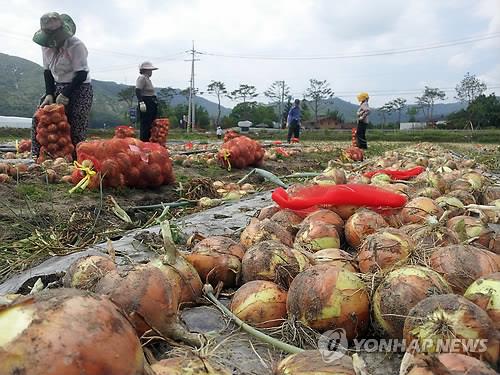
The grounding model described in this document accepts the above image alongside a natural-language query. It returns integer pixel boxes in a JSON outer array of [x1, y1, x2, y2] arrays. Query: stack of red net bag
[[149, 118, 169, 145], [114, 125, 136, 139], [217, 135, 264, 170], [18, 139, 32, 153], [223, 130, 240, 143], [71, 138, 175, 190], [34, 104, 73, 162]]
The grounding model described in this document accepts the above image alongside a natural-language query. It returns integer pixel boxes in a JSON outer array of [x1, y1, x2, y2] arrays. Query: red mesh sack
[[217, 135, 264, 170], [223, 130, 240, 143], [114, 125, 136, 139], [18, 139, 32, 153], [71, 138, 175, 191], [343, 146, 364, 161], [34, 104, 74, 163], [149, 118, 169, 145]]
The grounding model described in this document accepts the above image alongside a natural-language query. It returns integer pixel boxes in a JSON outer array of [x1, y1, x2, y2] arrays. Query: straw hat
[[33, 12, 76, 48]]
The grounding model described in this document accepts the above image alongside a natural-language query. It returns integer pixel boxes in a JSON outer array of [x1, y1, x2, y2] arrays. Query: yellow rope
[[68, 161, 97, 194], [222, 149, 232, 171]]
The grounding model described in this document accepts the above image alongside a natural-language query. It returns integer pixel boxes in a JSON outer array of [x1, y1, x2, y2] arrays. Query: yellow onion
[[241, 240, 309, 288], [399, 223, 460, 248], [401, 197, 444, 224], [414, 187, 442, 200], [0, 289, 144, 375], [331, 204, 361, 220], [62, 255, 116, 291], [345, 208, 389, 248], [401, 353, 498, 375], [462, 171, 485, 190], [448, 189, 476, 205], [429, 245, 499, 294], [313, 175, 340, 185], [357, 228, 415, 273], [414, 171, 447, 193], [312, 248, 357, 272], [95, 265, 200, 346], [287, 264, 370, 339], [294, 221, 340, 252], [0, 173, 10, 183], [322, 166, 347, 184], [185, 236, 245, 288], [482, 186, 500, 205], [373, 266, 452, 338], [447, 215, 496, 251], [240, 218, 294, 248], [151, 356, 231, 375], [271, 209, 304, 235], [435, 196, 465, 218], [403, 294, 499, 367], [464, 272, 500, 330], [371, 173, 392, 185], [450, 178, 474, 193], [381, 182, 412, 197], [301, 209, 344, 238], [230, 280, 287, 328], [276, 350, 355, 375], [257, 205, 281, 220]]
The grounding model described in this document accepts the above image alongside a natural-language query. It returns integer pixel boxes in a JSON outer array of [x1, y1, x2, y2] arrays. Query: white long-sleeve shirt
[[357, 101, 370, 123]]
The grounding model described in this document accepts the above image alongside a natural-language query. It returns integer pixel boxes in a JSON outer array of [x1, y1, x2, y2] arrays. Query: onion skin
[[401, 197, 444, 224], [373, 266, 452, 339], [399, 223, 460, 249], [62, 255, 116, 291], [403, 294, 499, 367], [271, 209, 304, 235], [257, 205, 281, 220], [403, 353, 498, 375], [312, 248, 357, 272], [230, 280, 287, 328], [357, 227, 415, 273], [429, 245, 499, 293], [287, 264, 370, 339], [185, 236, 245, 288], [345, 209, 389, 248], [301, 209, 345, 238], [241, 240, 309, 288], [464, 272, 500, 330], [0, 289, 144, 375], [151, 357, 232, 375], [240, 218, 294, 248], [276, 350, 355, 375], [294, 221, 340, 252]]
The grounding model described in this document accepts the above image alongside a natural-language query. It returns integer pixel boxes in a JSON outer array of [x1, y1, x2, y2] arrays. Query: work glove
[[55, 94, 70, 106], [39, 94, 54, 108], [139, 101, 147, 113]]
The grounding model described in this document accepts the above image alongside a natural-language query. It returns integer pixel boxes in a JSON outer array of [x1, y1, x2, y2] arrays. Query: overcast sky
[[1, 0, 499, 107]]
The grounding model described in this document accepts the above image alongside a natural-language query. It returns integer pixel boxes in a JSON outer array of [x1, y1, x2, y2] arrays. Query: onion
[[230, 280, 287, 328], [414, 171, 447, 193], [0, 173, 9, 183], [399, 223, 460, 248], [450, 178, 474, 193], [414, 187, 442, 200], [95, 264, 200, 346], [62, 255, 117, 291], [322, 166, 347, 184], [357, 228, 415, 273], [312, 248, 357, 272], [402, 353, 498, 375], [371, 173, 392, 185], [240, 218, 294, 248], [435, 196, 465, 218], [257, 205, 281, 219], [462, 171, 484, 190], [482, 186, 500, 205], [185, 236, 245, 288], [464, 272, 500, 330], [331, 204, 361, 220], [301, 209, 344, 238], [294, 221, 340, 252], [403, 294, 499, 367], [373, 266, 452, 338], [287, 264, 370, 339], [151, 356, 231, 375], [270, 209, 304, 234], [0, 289, 144, 375], [430, 245, 499, 294], [241, 240, 309, 288], [447, 215, 496, 251], [345, 208, 389, 248], [401, 197, 444, 224], [276, 350, 355, 375]]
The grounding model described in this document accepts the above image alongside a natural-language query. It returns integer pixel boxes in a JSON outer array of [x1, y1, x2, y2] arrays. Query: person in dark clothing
[[136, 61, 158, 141], [356, 92, 370, 149], [32, 12, 93, 159], [287, 99, 301, 143]]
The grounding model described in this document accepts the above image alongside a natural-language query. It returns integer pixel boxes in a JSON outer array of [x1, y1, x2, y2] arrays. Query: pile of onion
[[403, 294, 499, 367], [149, 118, 169, 145], [151, 356, 231, 375], [62, 254, 117, 291], [345, 208, 389, 248], [0, 288, 144, 375], [185, 236, 245, 288], [429, 244, 499, 293], [373, 265, 452, 338], [312, 248, 357, 272], [276, 350, 356, 375], [287, 264, 370, 339], [401, 353, 498, 375], [294, 221, 340, 252], [230, 280, 287, 328], [401, 197, 444, 224], [241, 240, 309, 288], [240, 218, 294, 248], [464, 272, 500, 330], [357, 227, 415, 273]]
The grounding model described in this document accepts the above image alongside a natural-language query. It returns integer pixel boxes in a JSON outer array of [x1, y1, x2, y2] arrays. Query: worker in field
[[356, 92, 370, 149], [136, 62, 159, 141], [216, 126, 223, 140], [287, 99, 301, 143], [32, 12, 93, 158]]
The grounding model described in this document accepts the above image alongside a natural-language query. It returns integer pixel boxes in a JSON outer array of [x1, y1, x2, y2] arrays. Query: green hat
[[33, 12, 76, 48]]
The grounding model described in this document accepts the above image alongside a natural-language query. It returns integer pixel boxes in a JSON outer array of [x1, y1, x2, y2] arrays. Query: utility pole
[[186, 41, 200, 133]]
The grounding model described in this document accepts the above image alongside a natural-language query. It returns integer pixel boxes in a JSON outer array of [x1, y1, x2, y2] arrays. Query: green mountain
[[0, 53, 230, 127]]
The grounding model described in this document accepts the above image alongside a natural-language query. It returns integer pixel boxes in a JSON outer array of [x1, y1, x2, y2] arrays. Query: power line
[[198, 32, 500, 61]]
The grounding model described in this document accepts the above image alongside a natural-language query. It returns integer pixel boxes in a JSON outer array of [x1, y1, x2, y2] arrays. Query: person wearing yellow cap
[[356, 92, 370, 149]]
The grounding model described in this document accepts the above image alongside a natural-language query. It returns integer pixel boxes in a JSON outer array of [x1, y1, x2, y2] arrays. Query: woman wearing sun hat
[[31, 12, 93, 159], [135, 62, 158, 141], [356, 92, 370, 149]]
